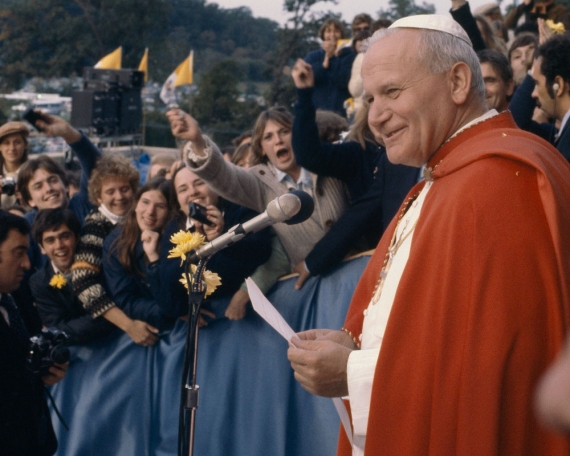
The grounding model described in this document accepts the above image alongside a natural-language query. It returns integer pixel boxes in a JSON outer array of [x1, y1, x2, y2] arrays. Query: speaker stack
[[71, 68, 144, 136]]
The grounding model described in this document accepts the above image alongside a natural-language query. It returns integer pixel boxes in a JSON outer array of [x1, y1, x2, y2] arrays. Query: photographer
[[0, 121, 29, 208], [0, 209, 67, 455]]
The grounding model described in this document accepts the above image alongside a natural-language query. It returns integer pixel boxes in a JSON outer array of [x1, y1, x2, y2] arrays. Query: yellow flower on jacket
[[50, 273, 67, 289], [179, 264, 221, 297], [168, 230, 205, 265], [545, 20, 565, 34]]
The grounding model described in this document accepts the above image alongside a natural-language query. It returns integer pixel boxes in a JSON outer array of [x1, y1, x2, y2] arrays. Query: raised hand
[[292, 59, 315, 89], [141, 229, 160, 262]]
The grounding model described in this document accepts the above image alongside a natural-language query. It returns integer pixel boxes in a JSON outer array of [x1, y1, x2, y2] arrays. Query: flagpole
[[142, 108, 146, 147], [138, 48, 149, 147]]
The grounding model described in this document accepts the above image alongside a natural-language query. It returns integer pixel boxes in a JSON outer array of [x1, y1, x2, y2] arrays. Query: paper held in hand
[[245, 277, 354, 446]]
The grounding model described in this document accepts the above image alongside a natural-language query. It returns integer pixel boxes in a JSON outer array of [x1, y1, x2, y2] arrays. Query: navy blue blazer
[[304, 46, 355, 117], [158, 200, 272, 318], [510, 74, 570, 163], [29, 261, 115, 344], [292, 87, 419, 276], [103, 227, 175, 331], [24, 133, 101, 284]]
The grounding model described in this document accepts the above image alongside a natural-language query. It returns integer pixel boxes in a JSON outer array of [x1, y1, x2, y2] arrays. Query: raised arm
[[291, 59, 375, 184], [449, 0, 487, 52], [167, 109, 268, 212], [36, 113, 101, 222]]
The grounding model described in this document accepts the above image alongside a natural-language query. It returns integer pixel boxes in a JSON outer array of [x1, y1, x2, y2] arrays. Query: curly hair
[[88, 154, 140, 206], [537, 34, 570, 98]]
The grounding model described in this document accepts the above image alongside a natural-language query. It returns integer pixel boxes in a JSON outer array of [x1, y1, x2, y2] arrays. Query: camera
[[0, 176, 16, 196], [26, 327, 70, 376], [188, 202, 214, 226], [22, 106, 45, 131]]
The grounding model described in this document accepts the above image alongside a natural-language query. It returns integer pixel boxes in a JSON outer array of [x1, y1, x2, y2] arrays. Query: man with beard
[[510, 34, 570, 162]]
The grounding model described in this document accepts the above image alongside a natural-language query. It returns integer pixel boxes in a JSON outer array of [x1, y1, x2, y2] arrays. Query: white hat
[[389, 14, 472, 47]]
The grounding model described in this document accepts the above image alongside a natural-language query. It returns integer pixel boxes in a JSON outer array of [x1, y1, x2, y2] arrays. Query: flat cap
[[0, 121, 29, 142]]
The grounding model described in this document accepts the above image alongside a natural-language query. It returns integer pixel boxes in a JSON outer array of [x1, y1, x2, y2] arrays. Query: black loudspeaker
[[70, 90, 120, 132], [83, 68, 144, 90], [72, 68, 143, 135], [119, 90, 142, 133]]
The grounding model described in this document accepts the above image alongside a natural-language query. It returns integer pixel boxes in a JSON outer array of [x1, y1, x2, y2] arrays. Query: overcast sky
[[212, 0, 515, 26]]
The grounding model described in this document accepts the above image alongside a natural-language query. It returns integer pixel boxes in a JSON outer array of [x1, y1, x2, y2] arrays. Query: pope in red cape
[[288, 14, 570, 456]]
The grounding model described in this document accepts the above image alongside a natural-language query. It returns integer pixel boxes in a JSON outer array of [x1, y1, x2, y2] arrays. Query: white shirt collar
[[51, 262, 65, 275], [557, 108, 570, 141], [274, 165, 313, 189]]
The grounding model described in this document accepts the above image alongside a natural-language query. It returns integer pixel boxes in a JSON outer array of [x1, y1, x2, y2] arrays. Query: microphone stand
[[178, 255, 211, 456]]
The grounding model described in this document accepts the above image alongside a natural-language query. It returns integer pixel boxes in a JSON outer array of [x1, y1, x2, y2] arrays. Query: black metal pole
[[178, 257, 210, 456]]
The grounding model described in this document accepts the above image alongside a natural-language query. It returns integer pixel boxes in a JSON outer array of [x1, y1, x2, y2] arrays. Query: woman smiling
[[102, 177, 176, 340], [0, 122, 29, 208]]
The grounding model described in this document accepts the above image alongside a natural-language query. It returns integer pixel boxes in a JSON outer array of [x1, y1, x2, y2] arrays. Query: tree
[[378, 0, 435, 21], [192, 59, 263, 145], [0, 0, 169, 90], [0, 0, 278, 91], [266, 0, 337, 107]]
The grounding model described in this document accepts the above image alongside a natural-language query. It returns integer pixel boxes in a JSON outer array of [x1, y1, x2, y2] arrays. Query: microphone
[[187, 190, 314, 262]]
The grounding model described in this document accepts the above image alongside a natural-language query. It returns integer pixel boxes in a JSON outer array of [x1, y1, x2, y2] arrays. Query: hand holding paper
[[246, 278, 300, 345], [245, 278, 354, 446]]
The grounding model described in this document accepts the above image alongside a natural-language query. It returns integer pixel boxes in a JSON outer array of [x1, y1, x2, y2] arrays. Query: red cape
[[339, 112, 570, 455]]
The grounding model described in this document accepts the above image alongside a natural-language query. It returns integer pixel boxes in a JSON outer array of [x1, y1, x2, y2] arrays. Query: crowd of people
[[1, 3, 570, 455]]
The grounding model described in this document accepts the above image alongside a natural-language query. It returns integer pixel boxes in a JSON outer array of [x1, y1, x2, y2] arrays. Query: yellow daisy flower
[[49, 273, 67, 289], [546, 20, 565, 34], [168, 230, 205, 265], [179, 265, 222, 297]]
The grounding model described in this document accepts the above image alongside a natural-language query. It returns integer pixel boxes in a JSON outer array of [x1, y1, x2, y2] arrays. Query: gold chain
[[371, 190, 421, 304]]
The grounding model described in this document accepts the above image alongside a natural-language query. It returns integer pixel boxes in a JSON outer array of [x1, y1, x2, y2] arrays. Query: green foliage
[[378, 0, 435, 21], [0, 0, 278, 91], [266, 0, 338, 107], [0, 0, 170, 89], [192, 59, 263, 145]]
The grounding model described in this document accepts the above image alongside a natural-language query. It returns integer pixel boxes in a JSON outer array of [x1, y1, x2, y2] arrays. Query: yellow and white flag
[[95, 46, 122, 69], [138, 48, 149, 82], [160, 51, 193, 106]]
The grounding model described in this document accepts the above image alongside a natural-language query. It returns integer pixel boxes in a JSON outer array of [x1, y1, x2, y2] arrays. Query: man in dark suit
[[30, 208, 115, 344], [0, 209, 67, 456], [510, 34, 570, 163]]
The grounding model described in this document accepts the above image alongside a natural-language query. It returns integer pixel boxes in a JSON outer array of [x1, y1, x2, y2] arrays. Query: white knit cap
[[389, 14, 472, 47]]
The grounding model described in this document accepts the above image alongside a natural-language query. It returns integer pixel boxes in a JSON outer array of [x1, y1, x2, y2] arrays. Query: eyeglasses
[[353, 26, 370, 33]]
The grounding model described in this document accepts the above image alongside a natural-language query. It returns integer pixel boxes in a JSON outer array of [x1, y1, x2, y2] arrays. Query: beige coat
[[185, 138, 349, 266]]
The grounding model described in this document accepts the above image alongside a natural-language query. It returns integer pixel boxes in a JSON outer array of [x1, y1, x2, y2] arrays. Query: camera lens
[[1, 179, 15, 196], [50, 346, 71, 364]]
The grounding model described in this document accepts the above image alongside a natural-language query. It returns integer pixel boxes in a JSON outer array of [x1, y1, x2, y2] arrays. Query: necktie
[[1, 293, 30, 343]]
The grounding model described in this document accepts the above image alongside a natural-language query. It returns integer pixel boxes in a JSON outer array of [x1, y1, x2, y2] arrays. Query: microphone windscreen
[[284, 190, 314, 225]]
